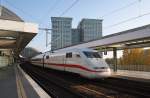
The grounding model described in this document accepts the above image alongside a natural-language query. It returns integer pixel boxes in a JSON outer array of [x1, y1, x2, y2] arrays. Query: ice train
[[30, 48, 111, 79]]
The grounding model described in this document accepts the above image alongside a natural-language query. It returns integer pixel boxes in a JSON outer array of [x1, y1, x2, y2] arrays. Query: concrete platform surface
[[112, 70, 150, 82], [0, 65, 18, 98], [0, 64, 50, 98]]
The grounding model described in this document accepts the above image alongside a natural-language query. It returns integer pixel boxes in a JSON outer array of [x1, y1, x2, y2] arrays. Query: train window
[[0, 51, 2, 56], [46, 55, 49, 59], [83, 51, 101, 58], [66, 52, 72, 58]]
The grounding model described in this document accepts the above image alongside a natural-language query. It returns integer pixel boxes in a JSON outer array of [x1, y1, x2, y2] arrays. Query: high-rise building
[[78, 19, 102, 42], [51, 17, 72, 50], [71, 29, 81, 45]]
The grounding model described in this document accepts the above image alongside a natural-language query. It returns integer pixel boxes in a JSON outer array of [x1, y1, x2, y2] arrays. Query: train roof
[[31, 48, 97, 59], [54, 48, 97, 53]]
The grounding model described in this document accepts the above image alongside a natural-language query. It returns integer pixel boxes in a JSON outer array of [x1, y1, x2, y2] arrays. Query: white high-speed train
[[30, 48, 111, 79]]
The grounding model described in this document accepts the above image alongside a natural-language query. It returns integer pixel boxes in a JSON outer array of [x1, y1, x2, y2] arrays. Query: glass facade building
[[71, 29, 81, 45], [51, 17, 72, 50], [78, 19, 102, 42]]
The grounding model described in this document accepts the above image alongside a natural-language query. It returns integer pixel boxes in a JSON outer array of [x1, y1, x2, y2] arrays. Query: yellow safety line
[[15, 65, 27, 98]]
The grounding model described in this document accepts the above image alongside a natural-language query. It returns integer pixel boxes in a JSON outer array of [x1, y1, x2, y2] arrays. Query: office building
[[78, 19, 102, 42], [51, 17, 72, 50], [71, 29, 81, 45]]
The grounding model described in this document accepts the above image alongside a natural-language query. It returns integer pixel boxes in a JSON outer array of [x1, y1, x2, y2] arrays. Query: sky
[[1, 0, 150, 58]]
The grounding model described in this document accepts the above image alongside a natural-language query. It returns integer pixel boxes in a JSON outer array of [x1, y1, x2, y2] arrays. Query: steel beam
[[113, 47, 117, 72]]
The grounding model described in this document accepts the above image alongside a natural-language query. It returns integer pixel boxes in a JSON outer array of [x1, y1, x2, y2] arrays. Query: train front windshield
[[83, 51, 101, 58]]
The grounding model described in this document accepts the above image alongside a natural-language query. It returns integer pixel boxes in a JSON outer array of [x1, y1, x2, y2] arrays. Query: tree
[[120, 48, 150, 65]]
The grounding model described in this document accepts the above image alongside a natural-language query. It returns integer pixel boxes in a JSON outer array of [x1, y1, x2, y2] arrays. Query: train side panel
[[30, 48, 111, 79], [44, 54, 65, 71], [64, 51, 98, 78]]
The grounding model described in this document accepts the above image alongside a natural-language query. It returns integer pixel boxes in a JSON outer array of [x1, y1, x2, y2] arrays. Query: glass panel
[[83, 51, 101, 58]]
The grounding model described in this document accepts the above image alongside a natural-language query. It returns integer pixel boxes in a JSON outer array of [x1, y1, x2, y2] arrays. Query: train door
[[42, 54, 46, 68], [73, 52, 85, 74], [65, 52, 83, 74], [63, 54, 66, 71], [65, 52, 72, 72]]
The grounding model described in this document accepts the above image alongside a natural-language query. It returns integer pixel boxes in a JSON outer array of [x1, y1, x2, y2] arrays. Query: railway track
[[21, 63, 114, 98], [21, 64, 88, 98], [20, 63, 150, 98], [90, 78, 150, 98]]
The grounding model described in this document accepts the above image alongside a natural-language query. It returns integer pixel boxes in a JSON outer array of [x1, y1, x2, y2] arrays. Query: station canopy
[[55, 24, 150, 52], [0, 5, 38, 56]]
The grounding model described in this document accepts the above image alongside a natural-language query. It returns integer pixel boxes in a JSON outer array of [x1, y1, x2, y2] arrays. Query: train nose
[[94, 67, 110, 72], [95, 68, 111, 78]]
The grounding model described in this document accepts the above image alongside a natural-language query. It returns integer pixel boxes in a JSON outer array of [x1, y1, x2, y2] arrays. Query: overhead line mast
[[39, 28, 52, 47]]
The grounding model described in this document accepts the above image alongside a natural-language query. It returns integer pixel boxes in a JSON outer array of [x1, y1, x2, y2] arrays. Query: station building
[[0, 5, 38, 67]]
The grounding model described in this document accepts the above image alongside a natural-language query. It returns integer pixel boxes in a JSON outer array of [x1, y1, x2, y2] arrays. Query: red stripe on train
[[46, 62, 105, 72], [31, 61, 105, 72]]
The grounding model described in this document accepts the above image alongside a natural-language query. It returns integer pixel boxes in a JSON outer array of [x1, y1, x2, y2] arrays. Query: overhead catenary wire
[[39, 0, 60, 25], [42, 0, 80, 47], [4, 0, 36, 20], [59, 0, 79, 16], [101, 0, 139, 19], [104, 11, 150, 29], [3, 0, 51, 44], [103, 0, 144, 29], [38, 0, 62, 42]]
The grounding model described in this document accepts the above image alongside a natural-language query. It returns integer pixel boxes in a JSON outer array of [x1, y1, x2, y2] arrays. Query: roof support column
[[113, 47, 117, 72], [14, 33, 23, 59]]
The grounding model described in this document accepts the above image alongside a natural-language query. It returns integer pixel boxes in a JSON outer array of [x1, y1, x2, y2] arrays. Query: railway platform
[[0, 64, 51, 98], [112, 70, 150, 82]]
